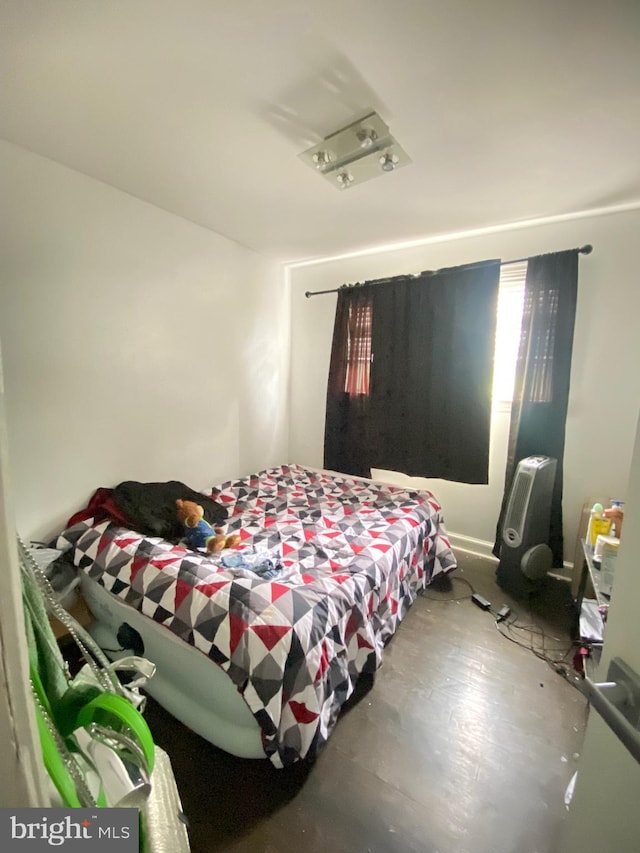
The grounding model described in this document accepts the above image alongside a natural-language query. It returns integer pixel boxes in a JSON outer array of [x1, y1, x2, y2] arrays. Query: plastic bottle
[[587, 503, 612, 547], [586, 503, 602, 547], [603, 500, 624, 538]]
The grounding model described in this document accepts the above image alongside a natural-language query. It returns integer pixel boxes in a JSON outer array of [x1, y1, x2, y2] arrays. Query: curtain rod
[[304, 244, 593, 298]]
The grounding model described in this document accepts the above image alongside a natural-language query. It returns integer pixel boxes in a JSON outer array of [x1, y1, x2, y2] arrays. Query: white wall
[[0, 141, 289, 541], [0, 345, 49, 806], [289, 209, 640, 560]]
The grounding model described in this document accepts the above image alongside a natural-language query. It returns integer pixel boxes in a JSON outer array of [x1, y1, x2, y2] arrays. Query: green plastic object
[[76, 693, 155, 774], [31, 667, 83, 808], [20, 538, 155, 807]]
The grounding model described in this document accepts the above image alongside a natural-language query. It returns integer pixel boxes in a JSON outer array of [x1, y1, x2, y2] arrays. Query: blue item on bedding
[[184, 518, 219, 551], [220, 546, 283, 578]]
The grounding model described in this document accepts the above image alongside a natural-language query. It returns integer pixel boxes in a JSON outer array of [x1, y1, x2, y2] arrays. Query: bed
[[56, 464, 456, 767]]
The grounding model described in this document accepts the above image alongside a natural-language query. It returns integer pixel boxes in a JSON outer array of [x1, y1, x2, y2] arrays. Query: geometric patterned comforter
[[57, 464, 456, 767]]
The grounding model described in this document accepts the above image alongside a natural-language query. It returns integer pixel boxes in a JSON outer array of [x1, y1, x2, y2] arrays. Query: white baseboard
[[448, 530, 575, 578], [550, 561, 574, 581], [447, 532, 498, 562]]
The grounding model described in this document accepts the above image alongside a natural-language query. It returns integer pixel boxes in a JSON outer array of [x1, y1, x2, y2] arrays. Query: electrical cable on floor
[[492, 609, 588, 695], [422, 576, 588, 695], [495, 617, 568, 660], [420, 575, 476, 602], [497, 615, 564, 644]]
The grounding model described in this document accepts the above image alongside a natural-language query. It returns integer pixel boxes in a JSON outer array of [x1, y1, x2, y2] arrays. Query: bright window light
[[492, 261, 527, 404]]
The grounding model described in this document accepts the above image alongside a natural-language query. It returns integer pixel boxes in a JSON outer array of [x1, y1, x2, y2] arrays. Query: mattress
[[57, 464, 456, 767]]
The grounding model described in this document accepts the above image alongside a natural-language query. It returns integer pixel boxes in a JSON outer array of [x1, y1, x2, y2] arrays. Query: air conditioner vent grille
[[497, 455, 557, 596], [504, 469, 534, 547]]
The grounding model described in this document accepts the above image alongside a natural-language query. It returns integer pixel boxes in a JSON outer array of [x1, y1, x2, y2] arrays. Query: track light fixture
[[299, 111, 411, 190], [379, 152, 399, 172], [336, 171, 354, 189], [312, 150, 332, 171], [356, 128, 377, 149]]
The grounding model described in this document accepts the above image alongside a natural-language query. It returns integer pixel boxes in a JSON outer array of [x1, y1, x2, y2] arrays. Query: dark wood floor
[[142, 552, 589, 853]]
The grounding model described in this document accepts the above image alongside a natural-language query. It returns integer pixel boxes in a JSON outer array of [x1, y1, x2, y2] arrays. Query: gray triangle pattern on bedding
[[58, 464, 456, 767]]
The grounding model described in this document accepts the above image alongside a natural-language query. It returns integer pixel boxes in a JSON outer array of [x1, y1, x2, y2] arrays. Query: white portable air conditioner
[[496, 455, 557, 596]]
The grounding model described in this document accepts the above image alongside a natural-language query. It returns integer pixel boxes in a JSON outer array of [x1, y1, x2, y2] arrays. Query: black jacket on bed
[[112, 480, 228, 542]]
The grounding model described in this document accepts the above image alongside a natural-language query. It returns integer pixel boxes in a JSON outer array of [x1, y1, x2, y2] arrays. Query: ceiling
[[2, 0, 639, 263]]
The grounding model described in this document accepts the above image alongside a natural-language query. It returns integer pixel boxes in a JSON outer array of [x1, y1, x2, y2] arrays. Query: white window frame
[[492, 261, 527, 411]]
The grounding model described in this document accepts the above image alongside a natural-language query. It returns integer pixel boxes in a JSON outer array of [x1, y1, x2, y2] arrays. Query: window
[[492, 261, 527, 405], [341, 261, 528, 404], [521, 286, 557, 404], [344, 300, 372, 396]]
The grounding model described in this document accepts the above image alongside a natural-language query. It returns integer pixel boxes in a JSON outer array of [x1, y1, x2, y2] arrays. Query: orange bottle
[[603, 500, 624, 538]]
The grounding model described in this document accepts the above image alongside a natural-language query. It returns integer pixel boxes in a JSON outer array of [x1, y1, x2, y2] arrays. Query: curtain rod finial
[[580, 244, 593, 255], [305, 291, 311, 298]]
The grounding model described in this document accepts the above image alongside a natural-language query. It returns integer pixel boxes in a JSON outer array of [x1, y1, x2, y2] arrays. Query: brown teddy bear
[[176, 499, 242, 553]]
